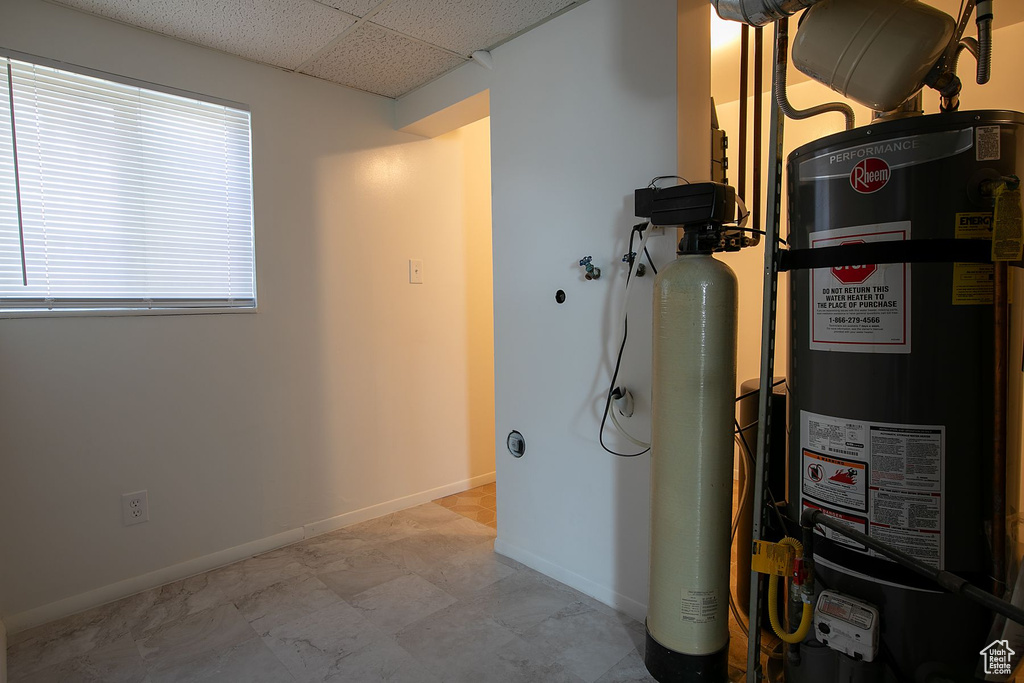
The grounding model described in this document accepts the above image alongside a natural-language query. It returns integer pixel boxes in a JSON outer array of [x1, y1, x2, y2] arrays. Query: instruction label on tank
[[801, 411, 945, 568], [810, 223, 911, 354], [953, 213, 995, 305], [680, 589, 719, 624]]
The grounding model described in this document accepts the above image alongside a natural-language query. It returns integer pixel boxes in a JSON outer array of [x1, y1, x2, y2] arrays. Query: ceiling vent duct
[[711, 0, 826, 26]]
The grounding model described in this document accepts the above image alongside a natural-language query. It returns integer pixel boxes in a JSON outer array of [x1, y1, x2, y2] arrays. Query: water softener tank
[[786, 110, 1024, 679], [646, 249, 737, 682]]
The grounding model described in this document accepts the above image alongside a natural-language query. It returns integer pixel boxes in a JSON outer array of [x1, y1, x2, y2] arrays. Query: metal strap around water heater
[[779, 238, 999, 271], [745, 20, 787, 683]]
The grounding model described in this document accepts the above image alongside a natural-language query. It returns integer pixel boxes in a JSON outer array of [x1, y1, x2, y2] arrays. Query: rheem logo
[[850, 157, 890, 194]]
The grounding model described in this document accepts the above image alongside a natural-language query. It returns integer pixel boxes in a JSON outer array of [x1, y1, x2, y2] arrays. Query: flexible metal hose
[[977, 15, 992, 84], [774, 19, 855, 131], [952, 37, 980, 76]]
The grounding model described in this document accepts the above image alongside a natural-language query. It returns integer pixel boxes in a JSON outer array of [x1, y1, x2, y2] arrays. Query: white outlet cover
[[122, 490, 149, 526], [409, 258, 423, 284]]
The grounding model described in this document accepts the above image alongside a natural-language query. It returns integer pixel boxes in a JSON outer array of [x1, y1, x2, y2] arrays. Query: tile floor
[[434, 483, 496, 529], [6, 496, 680, 683]]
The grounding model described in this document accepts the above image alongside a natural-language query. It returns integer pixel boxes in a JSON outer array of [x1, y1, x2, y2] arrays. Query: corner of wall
[[395, 61, 491, 133]]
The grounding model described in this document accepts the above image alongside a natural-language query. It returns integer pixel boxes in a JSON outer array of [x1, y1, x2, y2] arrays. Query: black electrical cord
[[599, 224, 650, 457], [643, 246, 658, 275], [728, 225, 789, 246], [735, 379, 786, 404], [648, 175, 689, 188], [735, 417, 789, 533]]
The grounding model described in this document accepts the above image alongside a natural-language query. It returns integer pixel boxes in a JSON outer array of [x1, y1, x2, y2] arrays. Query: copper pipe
[[738, 24, 749, 211], [994, 260, 1008, 595], [753, 26, 763, 233]]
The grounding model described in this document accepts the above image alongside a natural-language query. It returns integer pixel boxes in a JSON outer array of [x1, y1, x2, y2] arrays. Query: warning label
[[976, 125, 1001, 162], [992, 184, 1024, 262], [810, 223, 910, 354], [801, 411, 945, 568], [868, 489, 941, 565], [803, 450, 867, 511], [953, 264, 995, 305], [802, 501, 867, 552]]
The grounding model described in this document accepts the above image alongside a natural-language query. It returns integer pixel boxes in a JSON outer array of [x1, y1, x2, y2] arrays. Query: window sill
[[0, 306, 258, 320]]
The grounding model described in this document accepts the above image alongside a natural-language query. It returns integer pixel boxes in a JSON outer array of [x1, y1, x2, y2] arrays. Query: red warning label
[[802, 450, 867, 512]]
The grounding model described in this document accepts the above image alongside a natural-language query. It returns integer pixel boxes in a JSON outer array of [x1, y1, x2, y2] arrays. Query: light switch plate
[[409, 259, 423, 284]]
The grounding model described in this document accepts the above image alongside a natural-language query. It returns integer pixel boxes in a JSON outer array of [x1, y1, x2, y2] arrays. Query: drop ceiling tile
[[371, 0, 575, 56], [52, 0, 357, 70], [301, 23, 465, 98], [312, 0, 383, 18]]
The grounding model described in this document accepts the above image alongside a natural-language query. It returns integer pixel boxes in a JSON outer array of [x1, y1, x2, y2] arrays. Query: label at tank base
[[800, 410, 945, 568], [809, 223, 911, 354], [680, 589, 719, 624]]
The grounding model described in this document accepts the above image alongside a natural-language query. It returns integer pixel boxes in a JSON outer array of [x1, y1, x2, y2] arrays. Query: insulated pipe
[[712, 0, 825, 27], [774, 18, 855, 130], [976, 0, 993, 84], [802, 508, 1024, 627], [646, 251, 738, 682]]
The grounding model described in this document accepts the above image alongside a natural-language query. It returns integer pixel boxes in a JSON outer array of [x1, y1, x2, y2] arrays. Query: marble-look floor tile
[[339, 512, 431, 544], [147, 636, 294, 683], [126, 553, 307, 637], [393, 599, 517, 673], [234, 574, 340, 635], [521, 601, 645, 682], [315, 549, 410, 599], [320, 635, 438, 683], [10, 634, 148, 683], [349, 574, 457, 634], [395, 503, 466, 529], [6, 598, 144, 679], [267, 532, 370, 571], [595, 650, 657, 683], [137, 604, 256, 674], [261, 601, 387, 682], [439, 635, 588, 683], [463, 570, 578, 636], [433, 515, 497, 541], [416, 548, 516, 599], [378, 533, 469, 573]]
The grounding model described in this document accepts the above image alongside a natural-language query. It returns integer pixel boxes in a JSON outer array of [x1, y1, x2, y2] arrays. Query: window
[[0, 51, 255, 313]]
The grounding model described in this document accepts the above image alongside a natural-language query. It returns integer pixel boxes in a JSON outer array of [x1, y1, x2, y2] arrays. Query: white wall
[[488, 0, 677, 618], [0, 0, 494, 628]]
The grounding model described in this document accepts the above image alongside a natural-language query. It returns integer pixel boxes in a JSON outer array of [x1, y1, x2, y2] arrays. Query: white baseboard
[[4, 472, 495, 635], [303, 471, 496, 537], [4, 528, 305, 636], [493, 538, 648, 623]]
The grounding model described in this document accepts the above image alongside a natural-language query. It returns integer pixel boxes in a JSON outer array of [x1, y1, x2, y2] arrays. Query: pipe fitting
[[712, 0, 825, 27]]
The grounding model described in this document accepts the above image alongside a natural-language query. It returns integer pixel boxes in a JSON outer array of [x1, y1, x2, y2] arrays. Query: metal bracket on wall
[[745, 20, 787, 683]]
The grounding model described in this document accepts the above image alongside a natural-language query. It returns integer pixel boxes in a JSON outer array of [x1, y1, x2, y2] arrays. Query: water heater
[[786, 109, 1024, 679]]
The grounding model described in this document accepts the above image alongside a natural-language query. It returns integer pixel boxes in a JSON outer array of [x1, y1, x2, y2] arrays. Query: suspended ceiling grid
[[44, 0, 585, 98]]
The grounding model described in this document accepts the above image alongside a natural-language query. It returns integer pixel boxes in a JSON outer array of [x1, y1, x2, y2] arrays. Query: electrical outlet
[[409, 259, 423, 284], [122, 490, 149, 526]]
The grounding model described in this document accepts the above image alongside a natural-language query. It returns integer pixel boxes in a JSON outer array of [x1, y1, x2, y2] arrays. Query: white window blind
[[0, 54, 255, 312]]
